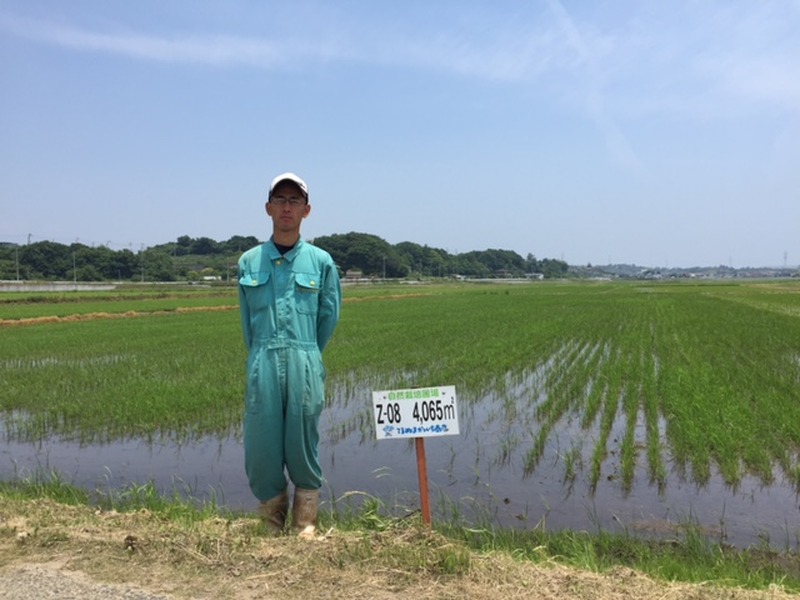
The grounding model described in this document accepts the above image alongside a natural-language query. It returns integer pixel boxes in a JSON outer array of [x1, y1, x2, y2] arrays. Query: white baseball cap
[[269, 172, 308, 198]]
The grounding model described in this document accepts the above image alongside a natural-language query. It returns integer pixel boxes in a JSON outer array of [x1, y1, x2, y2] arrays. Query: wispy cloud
[[3, 2, 798, 120], [701, 55, 800, 114], [0, 9, 566, 82], [0, 13, 343, 68], [388, 31, 563, 83], [544, 0, 642, 171], [596, 2, 800, 120]]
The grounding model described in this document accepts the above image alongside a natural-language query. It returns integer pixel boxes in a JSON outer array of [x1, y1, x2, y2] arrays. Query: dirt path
[[0, 561, 175, 600]]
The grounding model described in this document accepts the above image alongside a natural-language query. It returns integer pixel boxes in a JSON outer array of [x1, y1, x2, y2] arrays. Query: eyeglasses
[[270, 196, 306, 207]]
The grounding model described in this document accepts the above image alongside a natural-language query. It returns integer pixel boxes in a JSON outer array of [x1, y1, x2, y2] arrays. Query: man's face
[[266, 181, 310, 232]]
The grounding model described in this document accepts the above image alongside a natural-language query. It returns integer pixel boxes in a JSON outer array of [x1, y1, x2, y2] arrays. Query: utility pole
[[74, 238, 80, 290]]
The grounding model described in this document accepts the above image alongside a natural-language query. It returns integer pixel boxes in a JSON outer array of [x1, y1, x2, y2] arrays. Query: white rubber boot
[[291, 487, 320, 539]]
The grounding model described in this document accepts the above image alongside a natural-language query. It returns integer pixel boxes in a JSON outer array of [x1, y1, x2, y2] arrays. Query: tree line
[[0, 232, 567, 282], [313, 232, 568, 279]]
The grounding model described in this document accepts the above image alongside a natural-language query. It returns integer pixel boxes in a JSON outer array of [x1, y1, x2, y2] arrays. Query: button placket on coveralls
[[240, 241, 330, 502]]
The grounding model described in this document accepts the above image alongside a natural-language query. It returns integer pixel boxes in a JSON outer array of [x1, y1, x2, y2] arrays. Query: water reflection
[[2, 371, 800, 550]]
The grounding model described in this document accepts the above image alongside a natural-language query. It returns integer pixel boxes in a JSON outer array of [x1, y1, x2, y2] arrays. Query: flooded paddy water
[[3, 366, 799, 551]]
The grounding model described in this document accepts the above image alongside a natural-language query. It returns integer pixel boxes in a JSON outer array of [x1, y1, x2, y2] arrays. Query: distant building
[[345, 268, 364, 280]]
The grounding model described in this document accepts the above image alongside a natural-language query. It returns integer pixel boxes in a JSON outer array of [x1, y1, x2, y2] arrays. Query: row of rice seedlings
[[489, 359, 560, 467], [562, 440, 584, 484], [523, 340, 606, 474], [588, 344, 625, 491], [616, 299, 666, 493], [641, 349, 666, 490], [538, 340, 597, 418], [554, 290, 641, 488], [580, 343, 613, 430], [655, 296, 726, 484], [618, 382, 640, 491]]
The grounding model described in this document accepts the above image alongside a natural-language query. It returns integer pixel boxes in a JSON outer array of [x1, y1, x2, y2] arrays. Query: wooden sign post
[[372, 385, 459, 527], [415, 437, 431, 525]]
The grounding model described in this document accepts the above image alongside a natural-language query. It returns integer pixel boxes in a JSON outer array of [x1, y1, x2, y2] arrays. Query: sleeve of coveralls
[[237, 263, 253, 351], [316, 260, 341, 352]]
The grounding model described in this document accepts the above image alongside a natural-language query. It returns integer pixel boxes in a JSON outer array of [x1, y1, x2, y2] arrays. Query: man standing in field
[[237, 172, 341, 538]]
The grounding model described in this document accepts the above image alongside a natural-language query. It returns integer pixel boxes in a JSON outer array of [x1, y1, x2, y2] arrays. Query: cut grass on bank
[[2, 475, 800, 596]]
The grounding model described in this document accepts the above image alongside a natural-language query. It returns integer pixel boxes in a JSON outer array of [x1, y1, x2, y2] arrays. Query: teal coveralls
[[238, 238, 341, 502]]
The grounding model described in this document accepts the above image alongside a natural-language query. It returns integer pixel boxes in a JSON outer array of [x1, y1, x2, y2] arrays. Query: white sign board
[[372, 385, 459, 440]]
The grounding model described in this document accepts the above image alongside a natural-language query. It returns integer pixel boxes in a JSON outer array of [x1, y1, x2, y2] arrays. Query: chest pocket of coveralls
[[294, 273, 320, 315], [239, 271, 271, 310]]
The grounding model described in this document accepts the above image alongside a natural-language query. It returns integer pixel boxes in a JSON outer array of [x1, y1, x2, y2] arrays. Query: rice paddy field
[[2, 279, 800, 549]]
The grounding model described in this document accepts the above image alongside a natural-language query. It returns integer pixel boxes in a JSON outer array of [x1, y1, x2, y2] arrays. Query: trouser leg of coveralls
[[284, 348, 324, 492], [244, 348, 287, 502]]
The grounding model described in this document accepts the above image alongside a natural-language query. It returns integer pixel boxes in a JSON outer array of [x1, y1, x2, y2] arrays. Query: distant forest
[[0, 232, 568, 282]]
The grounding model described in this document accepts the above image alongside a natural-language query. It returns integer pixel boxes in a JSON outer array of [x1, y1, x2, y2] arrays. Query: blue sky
[[1, 1, 798, 268]]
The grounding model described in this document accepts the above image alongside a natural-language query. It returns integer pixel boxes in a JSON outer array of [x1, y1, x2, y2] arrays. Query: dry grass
[[0, 496, 796, 600], [0, 305, 238, 327]]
